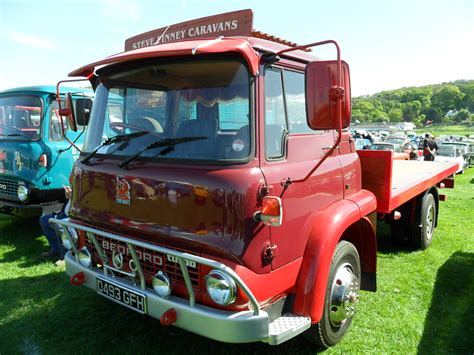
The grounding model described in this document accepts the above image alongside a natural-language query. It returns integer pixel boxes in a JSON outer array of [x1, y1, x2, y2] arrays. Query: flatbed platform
[[357, 150, 458, 213]]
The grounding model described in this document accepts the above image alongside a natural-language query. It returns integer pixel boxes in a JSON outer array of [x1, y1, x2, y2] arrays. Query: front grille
[[85, 235, 201, 290], [0, 178, 19, 199]]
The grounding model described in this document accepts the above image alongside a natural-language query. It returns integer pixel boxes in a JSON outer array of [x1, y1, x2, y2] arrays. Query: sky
[[0, 0, 473, 96]]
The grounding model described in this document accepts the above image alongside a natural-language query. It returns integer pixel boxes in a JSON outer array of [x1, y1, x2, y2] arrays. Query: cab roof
[[69, 36, 319, 78], [0, 85, 94, 96], [69, 9, 320, 78]]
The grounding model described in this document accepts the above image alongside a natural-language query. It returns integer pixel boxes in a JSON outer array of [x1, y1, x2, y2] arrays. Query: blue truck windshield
[[84, 59, 251, 162], [0, 95, 42, 140]]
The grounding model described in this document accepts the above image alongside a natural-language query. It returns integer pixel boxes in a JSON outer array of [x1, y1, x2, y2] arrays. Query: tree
[[351, 109, 367, 123], [401, 88, 431, 110], [402, 101, 422, 122], [413, 114, 426, 127], [388, 108, 403, 122], [425, 106, 444, 123], [431, 85, 465, 115], [455, 108, 470, 122], [368, 109, 388, 122], [460, 84, 474, 112]]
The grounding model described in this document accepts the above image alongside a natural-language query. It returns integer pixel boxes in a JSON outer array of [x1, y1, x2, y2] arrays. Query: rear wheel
[[304, 241, 361, 348], [410, 193, 436, 250]]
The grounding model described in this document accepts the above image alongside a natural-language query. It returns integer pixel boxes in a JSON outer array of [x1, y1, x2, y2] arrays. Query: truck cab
[[0, 85, 93, 217], [51, 9, 456, 348]]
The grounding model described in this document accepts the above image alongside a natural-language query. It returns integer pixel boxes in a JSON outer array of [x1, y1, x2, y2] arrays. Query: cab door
[[258, 65, 344, 270]]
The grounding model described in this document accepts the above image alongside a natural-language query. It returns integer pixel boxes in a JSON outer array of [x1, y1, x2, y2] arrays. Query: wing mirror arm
[[56, 78, 90, 152], [274, 41, 347, 185]]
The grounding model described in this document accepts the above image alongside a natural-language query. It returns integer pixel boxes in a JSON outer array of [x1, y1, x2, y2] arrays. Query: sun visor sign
[[116, 177, 131, 205], [124, 9, 253, 51]]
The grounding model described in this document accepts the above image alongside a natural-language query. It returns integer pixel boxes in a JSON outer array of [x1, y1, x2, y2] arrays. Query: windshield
[[84, 58, 251, 163], [437, 146, 455, 157], [0, 95, 42, 140]]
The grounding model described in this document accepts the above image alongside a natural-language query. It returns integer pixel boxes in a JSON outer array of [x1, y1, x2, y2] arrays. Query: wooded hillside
[[352, 80, 474, 125]]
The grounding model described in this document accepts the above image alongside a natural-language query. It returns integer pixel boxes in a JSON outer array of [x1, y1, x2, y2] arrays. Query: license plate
[[96, 277, 147, 314]]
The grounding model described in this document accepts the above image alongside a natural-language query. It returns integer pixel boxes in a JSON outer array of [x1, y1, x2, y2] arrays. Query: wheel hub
[[426, 204, 435, 240], [329, 263, 360, 327]]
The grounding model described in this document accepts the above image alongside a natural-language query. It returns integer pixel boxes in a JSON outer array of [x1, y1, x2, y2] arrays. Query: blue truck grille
[[0, 178, 19, 199]]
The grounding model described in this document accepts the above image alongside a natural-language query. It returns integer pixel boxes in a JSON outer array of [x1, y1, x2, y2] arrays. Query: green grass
[[415, 124, 474, 137], [1, 170, 473, 354]]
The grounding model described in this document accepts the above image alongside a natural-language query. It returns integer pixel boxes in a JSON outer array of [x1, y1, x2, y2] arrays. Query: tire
[[410, 193, 436, 250], [304, 241, 361, 348]]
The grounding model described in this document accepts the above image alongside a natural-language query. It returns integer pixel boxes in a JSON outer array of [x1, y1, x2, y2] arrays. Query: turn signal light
[[39, 154, 48, 167], [256, 196, 283, 227], [70, 272, 86, 286], [160, 308, 177, 326]]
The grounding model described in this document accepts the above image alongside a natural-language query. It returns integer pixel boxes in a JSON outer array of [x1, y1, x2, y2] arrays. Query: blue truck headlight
[[17, 185, 29, 202], [61, 227, 78, 250], [205, 270, 237, 306]]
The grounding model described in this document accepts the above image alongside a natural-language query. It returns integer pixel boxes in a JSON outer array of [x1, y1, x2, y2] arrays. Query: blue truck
[[0, 85, 94, 217]]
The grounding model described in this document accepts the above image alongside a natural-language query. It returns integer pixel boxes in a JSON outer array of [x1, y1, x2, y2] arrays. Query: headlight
[[79, 247, 92, 268], [205, 270, 237, 306], [61, 227, 78, 250], [17, 185, 29, 202], [152, 271, 171, 298]]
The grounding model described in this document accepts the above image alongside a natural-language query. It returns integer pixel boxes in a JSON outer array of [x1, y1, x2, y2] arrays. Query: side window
[[284, 70, 312, 134], [264, 69, 287, 159], [49, 100, 68, 141]]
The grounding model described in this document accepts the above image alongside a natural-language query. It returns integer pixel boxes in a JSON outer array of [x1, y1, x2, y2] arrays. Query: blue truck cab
[[0, 85, 93, 217]]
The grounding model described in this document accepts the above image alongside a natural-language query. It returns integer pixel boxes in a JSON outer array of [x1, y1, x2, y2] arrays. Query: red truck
[[50, 10, 458, 348]]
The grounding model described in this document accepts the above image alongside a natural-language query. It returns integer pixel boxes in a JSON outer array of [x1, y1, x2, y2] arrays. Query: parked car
[[366, 142, 409, 160], [436, 145, 466, 174], [385, 135, 414, 153], [355, 138, 372, 150], [384, 135, 407, 145], [406, 131, 417, 140], [443, 142, 470, 161]]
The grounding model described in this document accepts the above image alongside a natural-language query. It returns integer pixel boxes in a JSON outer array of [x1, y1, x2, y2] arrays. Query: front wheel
[[304, 241, 361, 348]]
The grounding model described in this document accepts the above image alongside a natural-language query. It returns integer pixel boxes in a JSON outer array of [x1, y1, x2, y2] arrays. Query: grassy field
[[0, 170, 473, 354], [415, 124, 474, 137]]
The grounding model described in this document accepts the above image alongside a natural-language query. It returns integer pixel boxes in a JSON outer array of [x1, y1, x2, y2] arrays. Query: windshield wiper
[[81, 131, 148, 164], [119, 136, 207, 169]]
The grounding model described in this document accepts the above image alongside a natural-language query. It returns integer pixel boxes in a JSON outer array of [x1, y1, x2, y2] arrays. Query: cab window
[[284, 70, 312, 134], [49, 100, 68, 141], [264, 68, 287, 159]]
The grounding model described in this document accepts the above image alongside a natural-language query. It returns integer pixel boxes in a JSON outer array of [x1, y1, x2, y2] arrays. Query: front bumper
[[64, 251, 270, 343], [50, 217, 278, 344], [0, 199, 63, 216]]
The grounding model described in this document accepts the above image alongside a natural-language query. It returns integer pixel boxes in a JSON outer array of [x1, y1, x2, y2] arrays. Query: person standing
[[423, 134, 438, 161]]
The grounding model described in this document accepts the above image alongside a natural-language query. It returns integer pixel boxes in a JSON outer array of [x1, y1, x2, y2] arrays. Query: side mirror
[[305, 60, 351, 130], [76, 98, 92, 126], [58, 93, 77, 132]]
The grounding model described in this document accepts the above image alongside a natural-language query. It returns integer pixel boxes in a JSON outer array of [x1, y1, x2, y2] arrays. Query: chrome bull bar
[[49, 218, 260, 315]]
